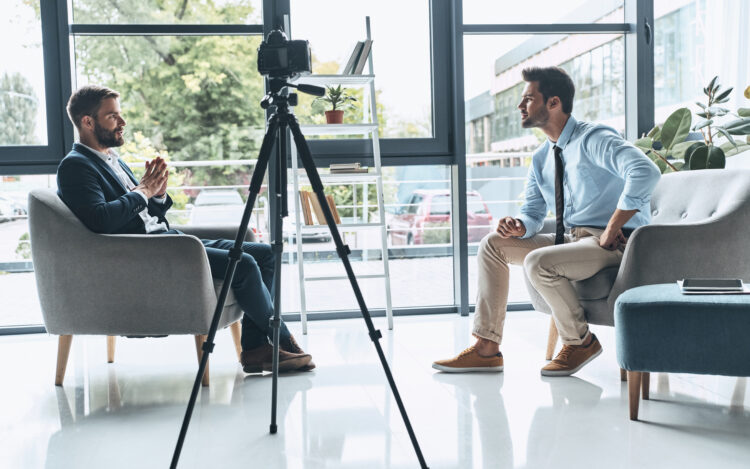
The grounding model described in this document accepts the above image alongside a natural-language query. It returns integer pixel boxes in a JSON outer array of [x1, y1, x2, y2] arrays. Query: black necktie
[[553, 145, 565, 245]]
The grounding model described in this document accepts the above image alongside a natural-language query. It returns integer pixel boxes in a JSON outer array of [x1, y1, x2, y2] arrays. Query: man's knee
[[524, 248, 558, 282], [524, 249, 545, 277], [233, 253, 260, 283], [478, 231, 518, 263]]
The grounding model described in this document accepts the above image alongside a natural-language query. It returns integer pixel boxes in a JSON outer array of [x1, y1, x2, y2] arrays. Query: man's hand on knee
[[496, 216, 526, 239]]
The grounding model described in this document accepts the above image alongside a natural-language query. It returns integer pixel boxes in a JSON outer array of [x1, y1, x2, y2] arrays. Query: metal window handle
[[644, 18, 652, 45]]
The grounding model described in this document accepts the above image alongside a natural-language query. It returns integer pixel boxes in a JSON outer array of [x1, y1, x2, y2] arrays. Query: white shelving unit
[[290, 18, 392, 334]]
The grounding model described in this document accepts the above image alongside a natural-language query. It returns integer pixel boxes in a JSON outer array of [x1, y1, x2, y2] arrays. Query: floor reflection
[[433, 372, 513, 469]]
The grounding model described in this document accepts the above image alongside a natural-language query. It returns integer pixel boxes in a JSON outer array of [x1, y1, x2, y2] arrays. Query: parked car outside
[[188, 189, 265, 242], [0, 195, 27, 222], [388, 189, 493, 245]]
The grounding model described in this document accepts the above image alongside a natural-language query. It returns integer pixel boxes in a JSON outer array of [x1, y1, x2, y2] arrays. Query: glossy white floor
[[3, 311, 749, 469]]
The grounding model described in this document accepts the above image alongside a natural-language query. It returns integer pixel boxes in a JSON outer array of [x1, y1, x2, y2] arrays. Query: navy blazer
[[57, 143, 173, 234]]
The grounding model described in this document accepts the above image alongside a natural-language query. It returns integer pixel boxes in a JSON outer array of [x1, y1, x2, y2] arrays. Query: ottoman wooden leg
[[628, 371, 642, 421], [641, 372, 650, 400]]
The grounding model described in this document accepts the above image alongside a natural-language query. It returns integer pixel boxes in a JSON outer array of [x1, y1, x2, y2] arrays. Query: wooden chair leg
[[194, 334, 210, 387], [229, 321, 242, 362], [545, 317, 559, 360], [627, 371, 642, 421], [107, 336, 116, 363], [620, 368, 627, 382], [641, 372, 650, 400], [56, 335, 73, 386]]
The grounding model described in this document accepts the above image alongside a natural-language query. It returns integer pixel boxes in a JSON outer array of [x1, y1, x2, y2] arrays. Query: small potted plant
[[315, 85, 357, 124]]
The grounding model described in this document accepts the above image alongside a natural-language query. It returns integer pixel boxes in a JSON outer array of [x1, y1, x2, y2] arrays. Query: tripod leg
[[288, 118, 429, 468], [269, 120, 288, 434], [170, 115, 280, 469]]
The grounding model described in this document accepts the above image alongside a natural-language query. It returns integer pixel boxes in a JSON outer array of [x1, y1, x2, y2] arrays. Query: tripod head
[[261, 78, 325, 113]]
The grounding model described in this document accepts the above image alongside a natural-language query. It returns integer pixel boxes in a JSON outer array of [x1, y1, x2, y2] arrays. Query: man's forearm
[[606, 208, 638, 233]]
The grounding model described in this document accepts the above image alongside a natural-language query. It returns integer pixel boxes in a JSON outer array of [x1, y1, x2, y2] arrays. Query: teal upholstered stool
[[615, 283, 750, 420]]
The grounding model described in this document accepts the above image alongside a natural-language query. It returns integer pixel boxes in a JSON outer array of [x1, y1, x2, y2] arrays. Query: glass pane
[[0, 1, 47, 146], [654, 0, 750, 129], [280, 165, 453, 314], [74, 34, 267, 226], [72, 0, 262, 24], [464, 34, 626, 304], [0, 175, 56, 328], [463, 0, 623, 24], [290, 0, 433, 138]]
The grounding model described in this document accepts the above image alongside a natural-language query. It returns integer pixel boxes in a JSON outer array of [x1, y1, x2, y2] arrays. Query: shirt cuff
[[152, 194, 167, 204], [617, 194, 649, 212], [516, 214, 541, 239], [132, 189, 149, 204]]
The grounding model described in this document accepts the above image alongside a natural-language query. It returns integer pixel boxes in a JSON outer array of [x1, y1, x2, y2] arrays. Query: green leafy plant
[[635, 76, 750, 173], [314, 85, 358, 111]]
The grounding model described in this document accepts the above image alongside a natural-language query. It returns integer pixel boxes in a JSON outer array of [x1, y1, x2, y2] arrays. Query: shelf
[[292, 74, 374, 86], [296, 171, 381, 183], [300, 123, 378, 136], [305, 273, 386, 282], [298, 222, 382, 230]]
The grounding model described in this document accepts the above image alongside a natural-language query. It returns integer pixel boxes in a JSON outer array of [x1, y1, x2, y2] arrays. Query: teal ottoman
[[615, 283, 750, 420]]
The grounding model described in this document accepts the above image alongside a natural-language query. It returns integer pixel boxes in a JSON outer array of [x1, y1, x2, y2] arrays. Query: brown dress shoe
[[541, 334, 602, 377], [432, 345, 504, 373], [240, 343, 311, 373], [281, 335, 316, 371]]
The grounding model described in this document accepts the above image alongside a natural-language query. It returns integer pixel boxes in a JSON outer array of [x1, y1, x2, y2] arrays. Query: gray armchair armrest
[[42, 233, 219, 335], [608, 214, 750, 307], [172, 224, 255, 243]]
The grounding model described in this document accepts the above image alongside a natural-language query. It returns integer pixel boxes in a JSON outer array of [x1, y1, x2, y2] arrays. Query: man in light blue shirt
[[434, 66, 660, 376]]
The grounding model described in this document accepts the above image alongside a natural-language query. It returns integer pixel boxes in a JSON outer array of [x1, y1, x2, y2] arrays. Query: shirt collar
[[78, 142, 119, 164], [549, 115, 577, 150]]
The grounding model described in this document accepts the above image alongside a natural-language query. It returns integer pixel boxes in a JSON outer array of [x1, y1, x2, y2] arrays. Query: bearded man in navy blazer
[[57, 84, 314, 373]]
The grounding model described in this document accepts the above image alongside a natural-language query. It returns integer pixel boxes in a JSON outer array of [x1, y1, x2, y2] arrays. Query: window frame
[[0, 1, 73, 175], [0, 0, 655, 334]]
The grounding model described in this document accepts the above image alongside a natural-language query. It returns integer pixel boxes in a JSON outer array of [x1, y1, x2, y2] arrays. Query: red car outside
[[388, 189, 493, 245]]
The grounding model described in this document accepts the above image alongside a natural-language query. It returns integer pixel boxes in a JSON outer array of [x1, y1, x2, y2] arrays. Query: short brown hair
[[66, 85, 120, 129], [521, 66, 575, 114]]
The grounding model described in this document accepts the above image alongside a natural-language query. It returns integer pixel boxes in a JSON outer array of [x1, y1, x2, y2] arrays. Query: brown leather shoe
[[541, 334, 602, 377], [432, 345, 504, 373], [240, 343, 311, 373], [281, 335, 316, 371]]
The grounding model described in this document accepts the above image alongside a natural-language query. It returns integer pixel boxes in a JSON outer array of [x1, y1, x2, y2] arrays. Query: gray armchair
[[524, 169, 750, 364], [28, 188, 255, 386]]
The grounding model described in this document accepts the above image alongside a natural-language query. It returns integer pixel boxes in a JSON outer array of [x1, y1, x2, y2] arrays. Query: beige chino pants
[[473, 227, 624, 346]]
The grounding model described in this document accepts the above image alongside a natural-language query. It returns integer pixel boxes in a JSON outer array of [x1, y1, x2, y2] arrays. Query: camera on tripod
[[257, 29, 312, 79]]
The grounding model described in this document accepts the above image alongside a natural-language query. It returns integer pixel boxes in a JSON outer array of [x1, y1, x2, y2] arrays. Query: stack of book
[[329, 162, 368, 174], [341, 39, 374, 75], [298, 190, 342, 225], [677, 278, 749, 294]]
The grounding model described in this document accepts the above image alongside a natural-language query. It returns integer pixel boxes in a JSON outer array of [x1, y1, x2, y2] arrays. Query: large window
[[5, 0, 705, 330], [653, 0, 750, 123], [73, 33, 268, 225], [289, 0, 433, 139], [0, 1, 67, 171], [1, 3, 47, 147]]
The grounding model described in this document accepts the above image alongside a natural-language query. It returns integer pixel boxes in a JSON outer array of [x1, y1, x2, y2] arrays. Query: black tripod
[[171, 77, 428, 468]]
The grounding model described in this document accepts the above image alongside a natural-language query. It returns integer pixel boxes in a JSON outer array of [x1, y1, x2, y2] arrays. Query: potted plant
[[634, 76, 750, 172], [315, 85, 357, 124]]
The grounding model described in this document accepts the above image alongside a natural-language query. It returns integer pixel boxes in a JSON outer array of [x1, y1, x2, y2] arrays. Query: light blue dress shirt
[[517, 115, 661, 239]]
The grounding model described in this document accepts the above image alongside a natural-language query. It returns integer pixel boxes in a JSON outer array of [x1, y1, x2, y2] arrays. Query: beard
[[521, 106, 550, 129], [93, 120, 124, 148]]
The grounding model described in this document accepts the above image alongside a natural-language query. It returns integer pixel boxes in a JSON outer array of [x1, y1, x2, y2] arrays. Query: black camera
[[257, 29, 312, 79]]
